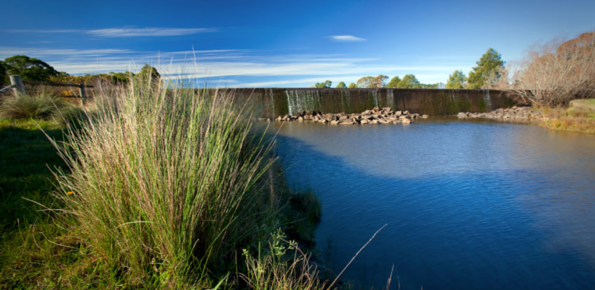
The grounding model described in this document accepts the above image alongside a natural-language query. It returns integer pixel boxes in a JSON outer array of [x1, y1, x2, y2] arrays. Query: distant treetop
[[467, 48, 504, 89], [2, 55, 60, 82]]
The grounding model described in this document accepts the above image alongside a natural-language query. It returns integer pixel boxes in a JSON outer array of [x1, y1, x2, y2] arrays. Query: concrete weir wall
[[226, 88, 516, 118]]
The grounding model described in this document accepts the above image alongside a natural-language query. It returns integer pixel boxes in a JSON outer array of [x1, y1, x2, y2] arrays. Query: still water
[[273, 117, 595, 289]]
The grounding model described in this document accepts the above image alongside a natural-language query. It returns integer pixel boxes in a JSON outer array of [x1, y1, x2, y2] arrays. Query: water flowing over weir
[[235, 88, 515, 118]]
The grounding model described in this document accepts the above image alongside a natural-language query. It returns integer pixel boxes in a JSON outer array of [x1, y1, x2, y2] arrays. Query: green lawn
[[0, 119, 65, 232], [0, 119, 90, 288]]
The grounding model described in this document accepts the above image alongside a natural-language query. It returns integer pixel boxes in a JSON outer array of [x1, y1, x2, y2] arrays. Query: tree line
[[314, 74, 441, 89], [313, 48, 505, 90], [0, 55, 160, 86]]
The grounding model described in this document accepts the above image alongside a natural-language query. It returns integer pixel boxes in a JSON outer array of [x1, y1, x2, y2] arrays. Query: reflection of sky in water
[[275, 119, 595, 179], [273, 118, 595, 289]]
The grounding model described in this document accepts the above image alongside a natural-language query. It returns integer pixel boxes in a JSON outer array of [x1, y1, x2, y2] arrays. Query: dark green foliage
[[314, 80, 332, 88], [0, 61, 7, 86], [446, 70, 467, 89], [2, 55, 59, 82], [137, 64, 160, 81], [387, 76, 401, 88], [396, 74, 421, 88], [419, 83, 439, 89], [467, 48, 504, 89], [335, 81, 347, 88]]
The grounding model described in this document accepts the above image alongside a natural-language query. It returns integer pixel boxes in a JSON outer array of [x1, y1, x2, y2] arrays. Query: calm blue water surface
[[273, 118, 595, 290]]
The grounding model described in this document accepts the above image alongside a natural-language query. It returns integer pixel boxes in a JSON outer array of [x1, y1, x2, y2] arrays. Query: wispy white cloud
[[0, 47, 134, 59], [87, 28, 215, 37], [0, 46, 466, 85], [9, 29, 82, 33], [0, 47, 133, 58], [329, 35, 366, 42], [8, 27, 215, 37]]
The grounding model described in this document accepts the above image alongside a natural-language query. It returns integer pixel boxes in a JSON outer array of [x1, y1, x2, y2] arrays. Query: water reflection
[[273, 118, 595, 289]]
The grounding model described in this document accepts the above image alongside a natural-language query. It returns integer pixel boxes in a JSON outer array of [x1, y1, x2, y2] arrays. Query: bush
[[505, 31, 595, 106], [0, 93, 71, 120]]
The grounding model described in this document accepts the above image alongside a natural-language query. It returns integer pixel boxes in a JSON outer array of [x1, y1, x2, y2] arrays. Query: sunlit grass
[[538, 105, 595, 134], [0, 78, 332, 289]]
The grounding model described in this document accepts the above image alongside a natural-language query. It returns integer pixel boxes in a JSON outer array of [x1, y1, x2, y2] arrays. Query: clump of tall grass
[[0, 92, 71, 120], [50, 76, 283, 286]]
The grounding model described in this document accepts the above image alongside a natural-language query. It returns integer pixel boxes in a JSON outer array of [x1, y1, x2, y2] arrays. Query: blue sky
[[1, 0, 594, 87]]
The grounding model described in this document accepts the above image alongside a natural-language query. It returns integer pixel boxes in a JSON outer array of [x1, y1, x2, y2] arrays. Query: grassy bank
[[0, 80, 327, 289], [538, 103, 595, 134]]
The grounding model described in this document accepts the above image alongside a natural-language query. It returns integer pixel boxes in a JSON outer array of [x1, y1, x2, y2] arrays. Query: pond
[[273, 117, 595, 289]]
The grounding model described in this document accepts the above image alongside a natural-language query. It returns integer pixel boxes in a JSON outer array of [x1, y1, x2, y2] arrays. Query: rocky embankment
[[260, 106, 428, 125], [457, 106, 544, 121]]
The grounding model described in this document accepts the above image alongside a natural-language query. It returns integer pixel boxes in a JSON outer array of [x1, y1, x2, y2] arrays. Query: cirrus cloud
[[8, 27, 215, 37], [87, 27, 215, 37], [329, 35, 366, 42]]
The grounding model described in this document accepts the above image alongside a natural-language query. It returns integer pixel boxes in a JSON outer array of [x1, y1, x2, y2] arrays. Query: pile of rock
[[457, 106, 544, 121], [259, 106, 429, 125]]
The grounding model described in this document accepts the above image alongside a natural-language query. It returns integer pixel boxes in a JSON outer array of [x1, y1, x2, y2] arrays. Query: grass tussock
[[538, 105, 595, 133], [0, 92, 72, 120], [46, 76, 325, 287]]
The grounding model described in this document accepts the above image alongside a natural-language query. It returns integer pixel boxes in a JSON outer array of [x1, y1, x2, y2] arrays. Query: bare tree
[[507, 31, 595, 106]]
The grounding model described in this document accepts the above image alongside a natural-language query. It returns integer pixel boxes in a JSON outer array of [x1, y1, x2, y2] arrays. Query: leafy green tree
[[446, 70, 467, 89], [348, 82, 357, 88], [2, 55, 59, 82], [387, 76, 401, 88], [314, 80, 332, 88], [467, 48, 504, 89], [420, 83, 438, 89], [0, 61, 7, 85], [336, 81, 347, 88], [396, 74, 420, 88], [137, 64, 160, 81]]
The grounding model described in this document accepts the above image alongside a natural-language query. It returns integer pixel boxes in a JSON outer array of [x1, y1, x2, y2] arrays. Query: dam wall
[[225, 88, 517, 118]]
